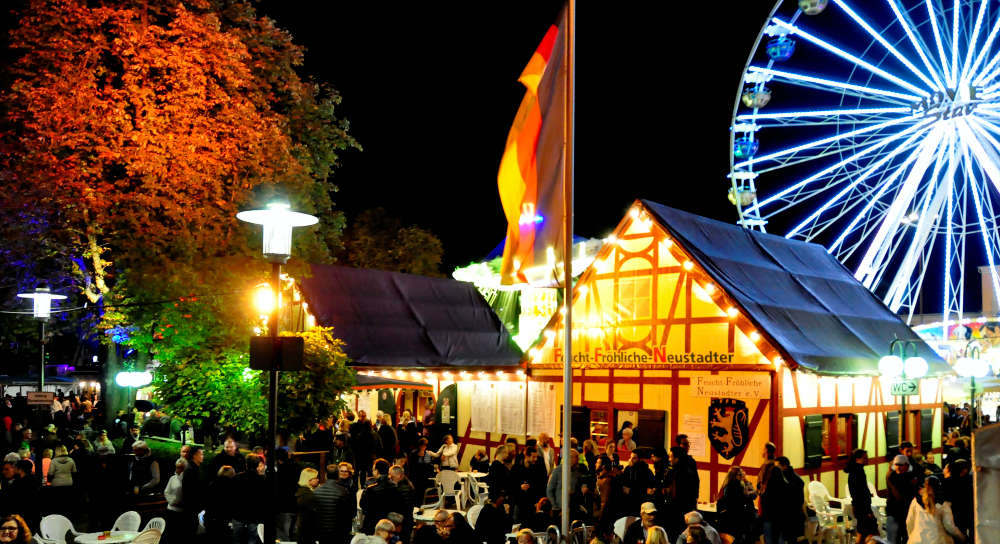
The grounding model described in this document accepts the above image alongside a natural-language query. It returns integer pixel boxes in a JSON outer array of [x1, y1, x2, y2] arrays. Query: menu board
[[470, 382, 497, 433], [499, 382, 526, 435], [528, 381, 557, 436]]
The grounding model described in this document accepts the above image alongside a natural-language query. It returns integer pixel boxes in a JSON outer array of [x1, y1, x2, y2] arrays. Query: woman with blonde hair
[[295, 467, 319, 543], [646, 525, 670, 544], [47, 445, 76, 488], [334, 461, 357, 495]]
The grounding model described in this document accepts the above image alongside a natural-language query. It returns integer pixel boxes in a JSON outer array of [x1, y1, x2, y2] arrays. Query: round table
[[74, 531, 141, 544]]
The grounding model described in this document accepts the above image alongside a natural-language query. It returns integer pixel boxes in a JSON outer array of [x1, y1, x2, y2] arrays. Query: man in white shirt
[[537, 432, 555, 475]]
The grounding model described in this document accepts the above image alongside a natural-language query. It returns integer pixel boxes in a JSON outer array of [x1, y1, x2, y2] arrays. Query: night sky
[[256, 2, 769, 271]]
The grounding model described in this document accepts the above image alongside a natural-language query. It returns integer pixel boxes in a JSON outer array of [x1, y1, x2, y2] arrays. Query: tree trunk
[[102, 345, 126, 428]]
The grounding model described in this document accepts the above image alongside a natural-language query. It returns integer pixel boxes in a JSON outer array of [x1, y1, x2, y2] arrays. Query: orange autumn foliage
[[2, 0, 351, 302]]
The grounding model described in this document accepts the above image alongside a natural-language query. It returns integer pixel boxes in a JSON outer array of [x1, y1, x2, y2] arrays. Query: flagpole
[[560, 0, 575, 540]]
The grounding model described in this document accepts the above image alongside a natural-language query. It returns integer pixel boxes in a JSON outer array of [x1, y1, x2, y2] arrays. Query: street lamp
[[954, 341, 990, 431], [878, 339, 928, 444], [16, 285, 67, 392], [237, 200, 317, 544]]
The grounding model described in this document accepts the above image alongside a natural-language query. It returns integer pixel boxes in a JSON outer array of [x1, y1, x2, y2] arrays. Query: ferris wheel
[[729, 0, 1000, 324]]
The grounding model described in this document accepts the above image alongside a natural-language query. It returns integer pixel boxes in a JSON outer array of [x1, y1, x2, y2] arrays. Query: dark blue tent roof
[[642, 201, 950, 376], [299, 264, 522, 368]]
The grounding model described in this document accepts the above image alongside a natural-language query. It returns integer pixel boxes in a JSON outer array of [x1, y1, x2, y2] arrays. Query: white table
[[74, 531, 141, 544]]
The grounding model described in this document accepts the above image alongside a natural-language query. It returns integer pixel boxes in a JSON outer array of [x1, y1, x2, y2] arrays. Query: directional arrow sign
[[890, 379, 919, 397]]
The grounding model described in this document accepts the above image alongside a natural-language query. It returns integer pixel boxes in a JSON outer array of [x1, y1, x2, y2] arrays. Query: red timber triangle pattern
[[525, 201, 785, 501]]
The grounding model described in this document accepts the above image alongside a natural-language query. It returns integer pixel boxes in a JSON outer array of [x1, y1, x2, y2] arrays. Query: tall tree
[[338, 208, 445, 277], [0, 0, 358, 421]]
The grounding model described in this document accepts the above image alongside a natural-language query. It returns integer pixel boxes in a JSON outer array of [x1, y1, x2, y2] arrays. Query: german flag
[[498, 12, 566, 286]]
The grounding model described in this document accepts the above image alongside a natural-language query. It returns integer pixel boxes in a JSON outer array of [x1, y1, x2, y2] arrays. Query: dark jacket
[[233, 471, 268, 523], [180, 463, 206, 513], [622, 519, 650, 544], [204, 476, 238, 523], [886, 469, 919, 521], [359, 475, 405, 534], [716, 480, 756, 541], [311, 479, 356, 540], [207, 451, 245, 478], [276, 459, 302, 513], [378, 423, 398, 458], [474, 502, 511, 544], [511, 460, 547, 520], [621, 461, 654, 509], [759, 463, 788, 521]]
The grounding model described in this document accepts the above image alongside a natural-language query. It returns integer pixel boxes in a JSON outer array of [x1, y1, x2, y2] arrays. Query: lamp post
[[237, 201, 317, 544], [17, 286, 67, 392], [954, 340, 989, 431], [878, 339, 928, 444]]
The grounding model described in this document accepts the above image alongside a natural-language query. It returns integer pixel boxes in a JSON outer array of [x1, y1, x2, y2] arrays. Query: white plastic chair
[[467, 504, 485, 528], [39, 514, 81, 544], [112, 510, 141, 532], [425, 470, 463, 509], [808, 481, 845, 516], [143, 517, 166, 533], [810, 490, 848, 544], [131, 528, 162, 544]]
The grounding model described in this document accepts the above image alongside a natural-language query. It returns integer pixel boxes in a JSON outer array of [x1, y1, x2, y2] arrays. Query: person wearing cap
[[675, 511, 722, 544], [887, 454, 919, 543], [623, 501, 660, 544]]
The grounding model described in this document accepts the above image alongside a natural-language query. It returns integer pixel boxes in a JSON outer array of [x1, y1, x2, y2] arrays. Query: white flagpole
[[560, 0, 575, 539]]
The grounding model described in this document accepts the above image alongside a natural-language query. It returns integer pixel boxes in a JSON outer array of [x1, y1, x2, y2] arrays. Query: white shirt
[[436, 443, 459, 469], [540, 446, 555, 474], [164, 473, 184, 512], [905, 498, 962, 544]]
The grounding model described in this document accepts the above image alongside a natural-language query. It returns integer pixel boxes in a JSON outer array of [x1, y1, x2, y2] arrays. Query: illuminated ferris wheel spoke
[[952, 0, 960, 87], [965, 7, 1000, 83], [885, 143, 954, 310], [737, 107, 912, 121], [771, 17, 930, 96], [961, 146, 1000, 305], [923, 0, 954, 85], [958, 0, 989, 84], [829, 129, 954, 255], [735, 114, 922, 169], [784, 126, 938, 240], [974, 51, 1000, 86], [854, 129, 945, 288], [746, 120, 935, 214], [958, 117, 1000, 192], [747, 66, 922, 102], [834, 0, 942, 91]]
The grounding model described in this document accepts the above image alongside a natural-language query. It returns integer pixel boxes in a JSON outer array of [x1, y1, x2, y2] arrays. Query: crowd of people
[[0, 389, 982, 544]]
